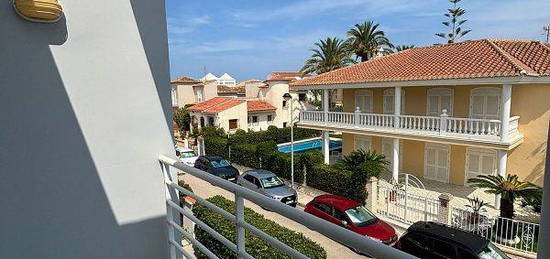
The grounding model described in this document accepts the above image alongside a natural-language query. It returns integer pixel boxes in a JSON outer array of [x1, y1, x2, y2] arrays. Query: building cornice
[[291, 76, 550, 91]]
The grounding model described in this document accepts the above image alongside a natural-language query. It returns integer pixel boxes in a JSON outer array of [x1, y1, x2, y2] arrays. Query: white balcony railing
[[159, 155, 416, 259], [299, 110, 520, 142]]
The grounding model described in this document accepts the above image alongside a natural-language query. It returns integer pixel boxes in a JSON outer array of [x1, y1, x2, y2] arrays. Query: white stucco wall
[[264, 81, 292, 127], [175, 83, 198, 107], [248, 112, 276, 131], [217, 102, 248, 132], [0, 1, 173, 258]]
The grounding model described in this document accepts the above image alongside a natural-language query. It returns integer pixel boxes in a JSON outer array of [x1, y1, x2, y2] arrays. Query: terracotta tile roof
[[217, 85, 245, 95], [266, 71, 310, 81], [236, 79, 262, 87], [291, 39, 550, 87], [188, 97, 245, 114], [170, 76, 200, 84], [205, 99, 245, 113], [247, 100, 276, 112]]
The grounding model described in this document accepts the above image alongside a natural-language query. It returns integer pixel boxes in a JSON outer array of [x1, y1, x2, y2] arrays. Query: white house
[[199, 72, 236, 87]]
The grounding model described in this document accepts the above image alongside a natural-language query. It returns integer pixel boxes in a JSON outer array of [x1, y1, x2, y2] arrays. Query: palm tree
[[387, 44, 415, 54], [337, 149, 389, 179], [346, 20, 393, 62], [300, 37, 355, 75], [436, 0, 471, 43], [467, 175, 540, 218], [337, 149, 389, 204]]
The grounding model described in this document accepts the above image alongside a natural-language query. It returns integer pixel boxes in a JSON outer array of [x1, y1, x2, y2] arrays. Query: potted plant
[[389, 182, 404, 202], [467, 174, 540, 219], [465, 197, 488, 225]]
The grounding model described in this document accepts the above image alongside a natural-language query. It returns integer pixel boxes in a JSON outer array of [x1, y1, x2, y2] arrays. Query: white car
[[175, 146, 198, 166]]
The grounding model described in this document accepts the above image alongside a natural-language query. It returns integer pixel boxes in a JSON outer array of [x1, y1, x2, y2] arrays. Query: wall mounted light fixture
[[12, 0, 63, 23]]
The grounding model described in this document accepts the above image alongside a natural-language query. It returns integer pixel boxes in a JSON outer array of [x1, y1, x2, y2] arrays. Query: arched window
[[354, 90, 373, 112], [427, 88, 453, 116], [383, 89, 405, 114], [470, 87, 501, 120]]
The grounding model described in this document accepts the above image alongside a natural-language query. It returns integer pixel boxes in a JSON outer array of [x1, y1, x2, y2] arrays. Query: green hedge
[[205, 136, 229, 158], [308, 164, 355, 198], [192, 196, 327, 259], [231, 143, 258, 168]]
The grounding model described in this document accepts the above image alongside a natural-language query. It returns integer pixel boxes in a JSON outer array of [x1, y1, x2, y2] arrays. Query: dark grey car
[[237, 170, 297, 207]]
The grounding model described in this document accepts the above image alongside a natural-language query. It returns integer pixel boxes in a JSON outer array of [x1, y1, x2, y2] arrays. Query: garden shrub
[[308, 164, 359, 201], [192, 196, 327, 259], [205, 136, 229, 158], [231, 143, 258, 168]]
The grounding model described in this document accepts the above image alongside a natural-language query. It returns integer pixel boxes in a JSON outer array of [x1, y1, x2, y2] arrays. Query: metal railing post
[[403, 175, 408, 222], [162, 162, 179, 259], [235, 194, 246, 258]]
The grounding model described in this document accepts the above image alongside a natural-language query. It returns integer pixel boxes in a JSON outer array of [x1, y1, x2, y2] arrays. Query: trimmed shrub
[[308, 164, 355, 199], [205, 137, 229, 158], [231, 143, 258, 168], [256, 141, 278, 169], [193, 196, 327, 259]]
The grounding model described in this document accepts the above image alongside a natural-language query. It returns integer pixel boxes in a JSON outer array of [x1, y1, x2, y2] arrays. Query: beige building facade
[[336, 84, 549, 186], [291, 39, 550, 190]]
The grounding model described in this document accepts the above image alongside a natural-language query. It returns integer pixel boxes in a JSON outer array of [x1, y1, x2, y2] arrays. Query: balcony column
[[495, 150, 508, 209], [392, 138, 400, 183], [392, 87, 402, 183], [323, 89, 329, 124], [322, 131, 330, 164], [394, 86, 402, 127], [500, 84, 512, 142]]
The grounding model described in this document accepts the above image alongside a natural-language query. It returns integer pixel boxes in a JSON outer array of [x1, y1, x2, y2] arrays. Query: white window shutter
[[428, 96, 439, 116], [355, 96, 364, 111]]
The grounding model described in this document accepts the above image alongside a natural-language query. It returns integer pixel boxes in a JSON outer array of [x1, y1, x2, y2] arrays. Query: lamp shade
[[13, 0, 63, 23]]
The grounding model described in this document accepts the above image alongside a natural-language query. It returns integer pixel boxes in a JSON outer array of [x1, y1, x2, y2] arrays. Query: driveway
[[179, 172, 370, 259]]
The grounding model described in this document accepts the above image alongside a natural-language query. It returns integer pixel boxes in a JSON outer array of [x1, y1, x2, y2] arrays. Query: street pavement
[[179, 172, 371, 259]]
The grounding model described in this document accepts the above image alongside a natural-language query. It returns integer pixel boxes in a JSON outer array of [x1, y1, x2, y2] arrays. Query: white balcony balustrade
[[298, 109, 520, 144]]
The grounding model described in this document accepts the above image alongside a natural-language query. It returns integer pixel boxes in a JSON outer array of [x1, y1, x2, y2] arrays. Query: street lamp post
[[283, 93, 294, 188]]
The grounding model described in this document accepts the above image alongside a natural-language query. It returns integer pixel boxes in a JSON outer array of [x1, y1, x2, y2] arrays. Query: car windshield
[[478, 243, 509, 259], [344, 206, 378, 226], [180, 151, 197, 158], [260, 176, 284, 189], [210, 159, 230, 168]]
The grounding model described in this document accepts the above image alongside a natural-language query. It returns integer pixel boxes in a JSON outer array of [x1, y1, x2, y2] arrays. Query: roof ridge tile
[[486, 39, 538, 75]]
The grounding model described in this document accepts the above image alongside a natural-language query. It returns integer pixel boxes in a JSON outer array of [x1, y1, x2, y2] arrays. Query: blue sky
[[166, 0, 550, 81]]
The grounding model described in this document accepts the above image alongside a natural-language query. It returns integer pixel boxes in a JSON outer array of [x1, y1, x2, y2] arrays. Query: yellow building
[[291, 39, 550, 189]]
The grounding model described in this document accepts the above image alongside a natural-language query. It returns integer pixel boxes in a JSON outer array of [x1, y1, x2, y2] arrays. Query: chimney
[[376, 46, 385, 58]]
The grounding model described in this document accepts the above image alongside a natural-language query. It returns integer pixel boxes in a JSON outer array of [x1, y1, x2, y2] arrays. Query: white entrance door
[[465, 148, 497, 183], [427, 88, 453, 116], [383, 89, 406, 114], [355, 90, 373, 113], [424, 143, 450, 183]]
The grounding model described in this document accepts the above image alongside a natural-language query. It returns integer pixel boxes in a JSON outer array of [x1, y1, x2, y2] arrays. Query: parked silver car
[[237, 170, 297, 207]]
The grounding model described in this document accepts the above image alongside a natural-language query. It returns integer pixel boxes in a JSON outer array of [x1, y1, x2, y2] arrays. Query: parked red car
[[304, 194, 397, 246]]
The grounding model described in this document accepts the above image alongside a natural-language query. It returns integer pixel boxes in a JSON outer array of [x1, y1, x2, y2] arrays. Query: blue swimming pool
[[277, 138, 342, 154]]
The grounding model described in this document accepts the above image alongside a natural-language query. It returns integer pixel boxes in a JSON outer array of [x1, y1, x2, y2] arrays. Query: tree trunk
[[499, 198, 514, 219]]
